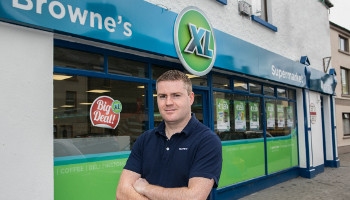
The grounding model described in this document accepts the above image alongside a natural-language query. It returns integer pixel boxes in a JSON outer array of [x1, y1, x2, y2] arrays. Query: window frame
[[341, 67, 350, 96], [339, 35, 349, 52]]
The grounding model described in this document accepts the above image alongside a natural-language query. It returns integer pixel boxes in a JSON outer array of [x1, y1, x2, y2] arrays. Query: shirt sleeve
[[123, 133, 144, 174], [189, 132, 223, 188]]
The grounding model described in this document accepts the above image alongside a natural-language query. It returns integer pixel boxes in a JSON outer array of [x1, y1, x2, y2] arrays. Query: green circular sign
[[111, 100, 122, 114], [174, 7, 216, 76]]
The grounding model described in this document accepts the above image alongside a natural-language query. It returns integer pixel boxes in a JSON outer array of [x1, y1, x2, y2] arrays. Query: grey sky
[[329, 0, 350, 30]]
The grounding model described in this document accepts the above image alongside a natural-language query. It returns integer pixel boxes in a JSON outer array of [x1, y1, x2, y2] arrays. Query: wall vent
[[238, 1, 252, 16]]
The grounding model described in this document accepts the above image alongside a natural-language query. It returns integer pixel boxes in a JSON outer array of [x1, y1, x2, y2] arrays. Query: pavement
[[240, 151, 350, 200]]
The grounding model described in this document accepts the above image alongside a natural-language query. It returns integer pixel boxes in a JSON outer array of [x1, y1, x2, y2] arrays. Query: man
[[116, 70, 222, 200]]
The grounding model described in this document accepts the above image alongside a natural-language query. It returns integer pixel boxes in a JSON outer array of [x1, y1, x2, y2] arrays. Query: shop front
[[0, 0, 338, 199]]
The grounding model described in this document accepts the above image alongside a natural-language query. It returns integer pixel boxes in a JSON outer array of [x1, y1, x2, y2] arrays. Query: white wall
[[322, 95, 334, 160], [146, 0, 331, 72], [297, 88, 306, 168], [0, 22, 53, 200], [309, 91, 324, 167]]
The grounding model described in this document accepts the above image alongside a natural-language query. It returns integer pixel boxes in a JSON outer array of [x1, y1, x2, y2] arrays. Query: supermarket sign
[[90, 96, 122, 129]]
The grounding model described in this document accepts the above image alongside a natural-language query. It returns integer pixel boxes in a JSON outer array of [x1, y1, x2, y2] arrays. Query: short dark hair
[[156, 70, 192, 95]]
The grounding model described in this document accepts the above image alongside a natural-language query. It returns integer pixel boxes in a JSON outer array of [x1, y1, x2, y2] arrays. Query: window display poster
[[277, 104, 285, 127], [266, 103, 275, 128], [234, 101, 246, 131], [249, 102, 259, 130], [216, 98, 230, 131], [287, 106, 294, 127]]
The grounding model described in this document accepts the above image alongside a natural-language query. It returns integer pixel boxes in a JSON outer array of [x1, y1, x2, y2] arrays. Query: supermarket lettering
[[12, 0, 132, 36], [271, 65, 303, 84]]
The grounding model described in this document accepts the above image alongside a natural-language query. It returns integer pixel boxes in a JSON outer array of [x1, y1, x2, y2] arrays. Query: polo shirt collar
[[155, 113, 198, 137]]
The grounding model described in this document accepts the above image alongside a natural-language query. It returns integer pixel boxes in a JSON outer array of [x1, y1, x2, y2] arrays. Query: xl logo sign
[[174, 7, 216, 76], [184, 23, 213, 58]]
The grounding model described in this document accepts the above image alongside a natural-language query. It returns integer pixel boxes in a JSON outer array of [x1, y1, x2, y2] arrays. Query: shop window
[[184, 70, 208, 86], [249, 82, 262, 94], [54, 46, 104, 72], [214, 92, 263, 141], [343, 113, 350, 136], [152, 64, 171, 80], [341, 68, 350, 95], [265, 100, 295, 137], [234, 80, 248, 92], [64, 91, 77, 113], [54, 74, 148, 157], [287, 89, 296, 100], [108, 56, 148, 78], [264, 85, 275, 96], [213, 74, 230, 90], [339, 35, 349, 52], [277, 88, 286, 98]]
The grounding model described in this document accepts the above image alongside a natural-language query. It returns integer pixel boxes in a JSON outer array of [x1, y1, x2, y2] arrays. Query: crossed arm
[[116, 169, 214, 200]]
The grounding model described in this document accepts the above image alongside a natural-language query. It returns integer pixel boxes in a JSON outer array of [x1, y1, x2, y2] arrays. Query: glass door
[[192, 90, 208, 126]]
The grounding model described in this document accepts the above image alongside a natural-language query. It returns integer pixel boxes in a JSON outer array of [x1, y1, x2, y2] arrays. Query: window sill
[[338, 49, 350, 55], [216, 0, 227, 5], [341, 94, 350, 98], [251, 15, 278, 32], [343, 135, 350, 139]]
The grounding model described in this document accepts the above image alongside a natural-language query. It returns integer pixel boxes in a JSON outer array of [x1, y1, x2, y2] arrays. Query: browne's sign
[[90, 96, 122, 129]]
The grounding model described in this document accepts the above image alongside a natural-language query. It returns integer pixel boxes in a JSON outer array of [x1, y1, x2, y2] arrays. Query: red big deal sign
[[90, 96, 121, 129]]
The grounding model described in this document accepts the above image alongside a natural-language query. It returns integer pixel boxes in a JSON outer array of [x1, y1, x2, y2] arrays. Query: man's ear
[[189, 92, 195, 105]]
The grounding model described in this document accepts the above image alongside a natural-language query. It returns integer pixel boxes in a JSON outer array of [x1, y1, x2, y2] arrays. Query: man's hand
[[133, 178, 149, 195], [116, 170, 149, 200], [131, 177, 214, 200]]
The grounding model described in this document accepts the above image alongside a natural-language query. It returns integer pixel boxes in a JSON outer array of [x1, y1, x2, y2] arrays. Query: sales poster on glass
[[277, 104, 285, 127], [216, 98, 230, 131], [287, 106, 293, 127], [249, 102, 259, 130], [266, 103, 275, 128], [235, 101, 246, 131]]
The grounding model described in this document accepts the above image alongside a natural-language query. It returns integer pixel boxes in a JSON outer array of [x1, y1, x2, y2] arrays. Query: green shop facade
[[0, 0, 339, 199]]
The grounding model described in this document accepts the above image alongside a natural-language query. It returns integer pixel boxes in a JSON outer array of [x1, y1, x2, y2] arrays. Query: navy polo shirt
[[124, 114, 222, 189]]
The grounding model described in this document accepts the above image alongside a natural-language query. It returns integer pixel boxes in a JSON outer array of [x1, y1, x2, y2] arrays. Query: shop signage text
[[12, 0, 132, 36], [271, 65, 303, 84], [90, 96, 122, 129], [174, 7, 216, 76]]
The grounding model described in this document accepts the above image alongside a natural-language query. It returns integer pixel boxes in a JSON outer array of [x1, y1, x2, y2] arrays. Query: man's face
[[156, 80, 194, 125]]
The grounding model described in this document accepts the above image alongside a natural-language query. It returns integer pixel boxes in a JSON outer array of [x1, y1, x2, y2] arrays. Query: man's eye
[[159, 95, 166, 99]]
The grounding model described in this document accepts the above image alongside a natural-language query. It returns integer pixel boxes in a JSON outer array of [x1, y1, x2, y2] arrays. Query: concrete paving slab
[[241, 152, 350, 200]]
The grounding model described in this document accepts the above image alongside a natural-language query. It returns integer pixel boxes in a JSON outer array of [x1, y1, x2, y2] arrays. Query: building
[[0, 0, 338, 199], [330, 21, 350, 153]]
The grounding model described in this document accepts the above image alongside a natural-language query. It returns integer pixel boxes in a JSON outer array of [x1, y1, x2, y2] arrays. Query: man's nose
[[165, 96, 173, 105]]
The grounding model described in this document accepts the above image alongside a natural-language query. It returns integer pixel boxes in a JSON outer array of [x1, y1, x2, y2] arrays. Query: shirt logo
[[179, 148, 188, 151]]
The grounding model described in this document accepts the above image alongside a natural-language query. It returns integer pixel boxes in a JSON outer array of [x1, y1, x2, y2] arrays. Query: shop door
[[192, 90, 209, 126]]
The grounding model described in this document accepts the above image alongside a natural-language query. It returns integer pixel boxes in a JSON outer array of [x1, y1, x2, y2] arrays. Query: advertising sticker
[[249, 102, 259, 130], [90, 96, 122, 129], [216, 99, 230, 131], [310, 103, 317, 124], [234, 101, 246, 131], [277, 104, 285, 127], [266, 103, 275, 128]]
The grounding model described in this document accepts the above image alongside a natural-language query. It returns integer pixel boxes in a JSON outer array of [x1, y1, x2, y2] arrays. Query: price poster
[[234, 101, 246, 131], [216, 99, 230, 131], [277, 104, 285, 127], [249, 102, 259, 130], [287, 106, 294, 127], [266, 103, 275, 128]]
